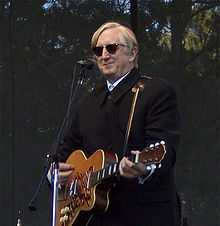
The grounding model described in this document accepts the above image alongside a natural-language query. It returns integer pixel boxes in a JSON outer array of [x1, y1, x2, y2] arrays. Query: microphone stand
[[51, 64, 91, 226], [51, 158, 59, 226], [50, 64, 89, 226], [28, 61, 91, 226]]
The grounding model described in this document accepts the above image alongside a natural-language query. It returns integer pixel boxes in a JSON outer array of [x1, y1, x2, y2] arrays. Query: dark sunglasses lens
[[106, 44, 118, 54], [93, 44, 118, 56], [93, 46, 103, 56]]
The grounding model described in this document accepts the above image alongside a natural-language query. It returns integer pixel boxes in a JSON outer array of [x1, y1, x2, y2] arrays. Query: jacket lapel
[[94, 68, 141, 106], [108, 68, 140, 103]]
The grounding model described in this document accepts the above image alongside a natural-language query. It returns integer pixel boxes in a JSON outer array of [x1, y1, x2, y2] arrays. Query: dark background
[[0, 1, 220, 226]]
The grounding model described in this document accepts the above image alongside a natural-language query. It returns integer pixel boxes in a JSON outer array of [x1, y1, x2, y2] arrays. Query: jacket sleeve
[[143, 79, 181, 178]]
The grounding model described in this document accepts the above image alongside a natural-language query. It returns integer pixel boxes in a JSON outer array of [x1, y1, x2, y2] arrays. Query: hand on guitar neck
[[119, 150, 148, 178]]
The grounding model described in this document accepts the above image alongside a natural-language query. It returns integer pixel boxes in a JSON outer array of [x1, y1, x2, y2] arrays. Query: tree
[[130, 0, 138, 36]]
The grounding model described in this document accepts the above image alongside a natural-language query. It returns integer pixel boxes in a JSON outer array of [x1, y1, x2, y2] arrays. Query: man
[[56, 22, 181, 226]]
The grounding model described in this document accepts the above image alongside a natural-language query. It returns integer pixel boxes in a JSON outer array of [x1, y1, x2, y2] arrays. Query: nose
[[101, 46, 110, 58]]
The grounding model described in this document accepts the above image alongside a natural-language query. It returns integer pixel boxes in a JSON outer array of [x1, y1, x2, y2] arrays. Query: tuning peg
[[149, 144, 154, 149], [155, 142, 160, 147], [146, 165, 152, 171], [160, 140, 165, 145], [146, 164, 156, 171]]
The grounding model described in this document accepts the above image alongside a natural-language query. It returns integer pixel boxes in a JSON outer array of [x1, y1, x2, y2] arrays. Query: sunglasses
[[92, 43, 127, 57]]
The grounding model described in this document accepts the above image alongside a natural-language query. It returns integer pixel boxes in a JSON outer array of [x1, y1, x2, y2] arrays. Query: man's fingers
[[119, 157, 137, 178], [56, 163, 74, 184], [58, 170, 73, 183], [59, 162, 74, 171], [59, 170, 73, 178], [119, 157, 146, 178]]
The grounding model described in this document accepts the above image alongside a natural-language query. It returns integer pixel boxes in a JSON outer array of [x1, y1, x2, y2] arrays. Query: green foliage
[[137, 0, 220, 77], [185, 9, 215, 52]]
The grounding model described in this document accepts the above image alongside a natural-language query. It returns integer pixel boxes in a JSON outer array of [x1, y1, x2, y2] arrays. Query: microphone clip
[[76, 58, 95, 70]]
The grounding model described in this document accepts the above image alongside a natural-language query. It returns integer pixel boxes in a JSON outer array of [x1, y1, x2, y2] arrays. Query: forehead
[[96, 27, 122, 45]]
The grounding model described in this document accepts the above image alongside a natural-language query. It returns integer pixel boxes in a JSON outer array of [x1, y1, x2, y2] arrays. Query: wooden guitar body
[[57, 149, 118, 226]]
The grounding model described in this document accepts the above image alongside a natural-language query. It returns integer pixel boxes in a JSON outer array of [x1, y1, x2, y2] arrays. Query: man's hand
[[58, 163, 74, 184], [119, 151, 146, 178]]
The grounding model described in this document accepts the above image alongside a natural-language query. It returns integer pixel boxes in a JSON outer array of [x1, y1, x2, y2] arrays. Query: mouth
[[102, 62, 114, 67]]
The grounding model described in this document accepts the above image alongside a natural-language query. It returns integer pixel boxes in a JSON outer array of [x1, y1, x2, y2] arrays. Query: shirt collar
[[106, 71, 130, 92]]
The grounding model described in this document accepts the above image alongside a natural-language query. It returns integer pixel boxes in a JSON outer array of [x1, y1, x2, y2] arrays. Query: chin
[[103, 73, 115, 79], [101, 69, 115, 77]]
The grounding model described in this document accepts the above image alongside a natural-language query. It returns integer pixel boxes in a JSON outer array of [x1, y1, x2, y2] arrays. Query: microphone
[[76, 58, 95, 70]]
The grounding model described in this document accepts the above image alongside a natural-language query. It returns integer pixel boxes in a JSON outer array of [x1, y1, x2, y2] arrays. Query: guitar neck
[[88, 142, 166, 188], [89, 153, 143, 187], [90, 162, 119, 187]]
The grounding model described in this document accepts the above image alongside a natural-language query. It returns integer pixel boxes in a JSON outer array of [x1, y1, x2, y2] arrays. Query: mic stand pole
[[50, 64, 88, 226], [51, 158, 59, 226]]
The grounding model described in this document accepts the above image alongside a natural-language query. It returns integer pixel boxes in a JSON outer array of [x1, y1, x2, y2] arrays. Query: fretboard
[[89, 162, 118, 187]]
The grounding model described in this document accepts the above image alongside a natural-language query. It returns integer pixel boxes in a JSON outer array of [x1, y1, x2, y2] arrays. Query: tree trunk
[[130, 0, 138, 37], [170, 0, 191, 76]]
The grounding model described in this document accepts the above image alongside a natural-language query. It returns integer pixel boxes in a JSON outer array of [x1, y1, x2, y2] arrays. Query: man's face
[[94, 28, 136, 82]]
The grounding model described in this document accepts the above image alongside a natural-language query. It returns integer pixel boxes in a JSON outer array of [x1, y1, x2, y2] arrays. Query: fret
[[97, 171, 100, 181], [102, 168, 105, 179], [73, 178, 78, 196], [90, 170, 101, 187], [89, 172, 95, 188], [69, 180, 74, 196], [113, 163, 117, 173], [86, 171, 90, 189], [69, 178, 78, 197], [108, 165, 112, 175]]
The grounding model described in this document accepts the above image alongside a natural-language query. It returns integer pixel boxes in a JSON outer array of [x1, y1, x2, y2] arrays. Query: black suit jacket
[[58, 68, 181, 226]]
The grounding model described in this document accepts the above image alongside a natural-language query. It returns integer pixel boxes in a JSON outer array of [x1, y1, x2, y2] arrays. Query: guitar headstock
[[138, 141, 166, 165]]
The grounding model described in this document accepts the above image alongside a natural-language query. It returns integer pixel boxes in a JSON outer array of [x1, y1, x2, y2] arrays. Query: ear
[[128, 46, 138, 62]]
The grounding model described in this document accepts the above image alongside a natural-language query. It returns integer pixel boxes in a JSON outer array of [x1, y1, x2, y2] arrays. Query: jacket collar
[[96, 68, 140, 106], [109, 68, 140, 103]]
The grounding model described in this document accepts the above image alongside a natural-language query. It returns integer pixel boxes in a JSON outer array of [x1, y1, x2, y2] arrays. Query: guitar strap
[[122, 76, 151, 157]]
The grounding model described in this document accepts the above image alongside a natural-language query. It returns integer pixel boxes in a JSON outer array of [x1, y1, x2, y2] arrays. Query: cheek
[[96, 59, 103, 68], [119, 57, 130, 67]]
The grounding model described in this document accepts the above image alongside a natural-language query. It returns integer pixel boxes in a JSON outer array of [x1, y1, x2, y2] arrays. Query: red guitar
[[57, 141, 166, 226]]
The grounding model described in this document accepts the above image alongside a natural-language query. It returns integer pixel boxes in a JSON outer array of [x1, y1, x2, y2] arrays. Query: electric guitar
[[57, 141, 166, 226]]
